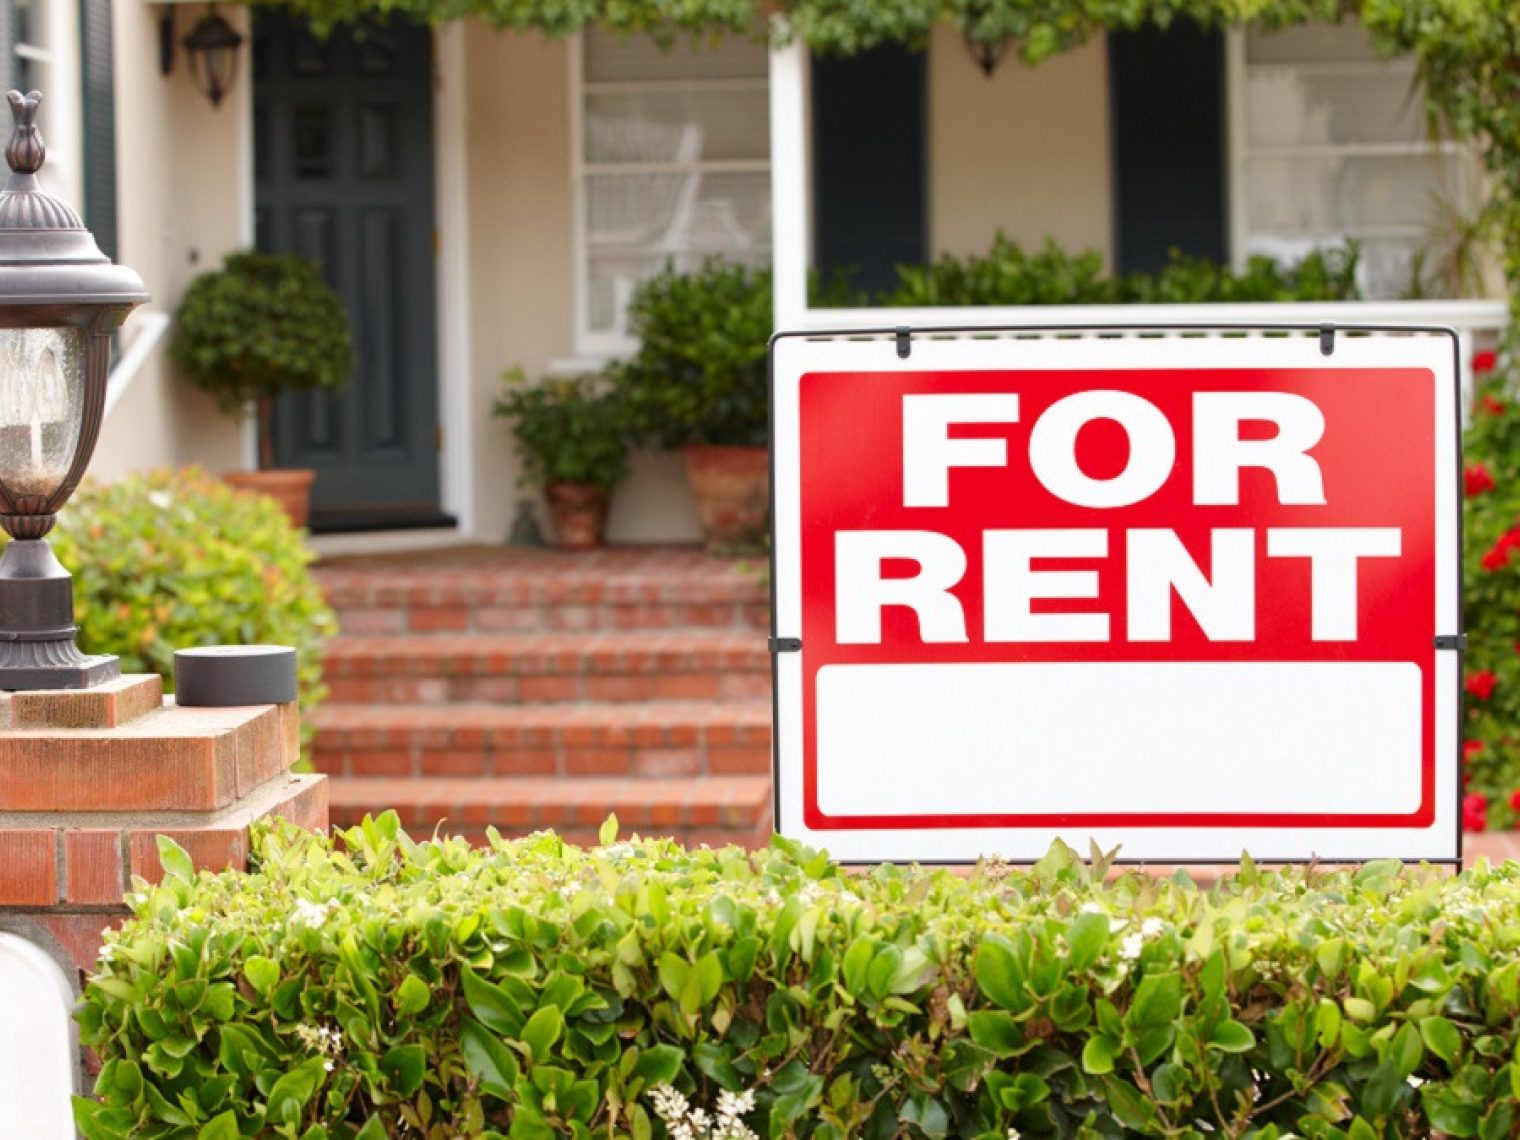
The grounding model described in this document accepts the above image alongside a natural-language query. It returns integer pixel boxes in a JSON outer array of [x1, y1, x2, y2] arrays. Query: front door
[[252, 12, 444, 530]]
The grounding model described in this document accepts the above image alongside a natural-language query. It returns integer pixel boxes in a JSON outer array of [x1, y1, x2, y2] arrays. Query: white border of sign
[[769, 325, 1462, 864]]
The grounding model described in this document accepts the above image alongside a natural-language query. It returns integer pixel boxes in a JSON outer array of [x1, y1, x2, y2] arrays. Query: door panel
[[253, 12, 443, 527]]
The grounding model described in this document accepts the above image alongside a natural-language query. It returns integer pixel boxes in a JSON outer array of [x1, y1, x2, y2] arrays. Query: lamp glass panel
[[0, 327, 85, 501]]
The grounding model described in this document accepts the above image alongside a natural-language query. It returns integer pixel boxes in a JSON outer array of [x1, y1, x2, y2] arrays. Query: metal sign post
[[769, 325, 1462, 864]]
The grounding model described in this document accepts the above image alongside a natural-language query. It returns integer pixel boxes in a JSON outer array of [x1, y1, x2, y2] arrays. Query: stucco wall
[[91, 0, 247, 483], [927, 28, 1113, 265], [462, 29, 700, 545]]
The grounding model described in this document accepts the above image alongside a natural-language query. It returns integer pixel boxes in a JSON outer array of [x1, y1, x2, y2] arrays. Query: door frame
[[238, 20, 476, 538]]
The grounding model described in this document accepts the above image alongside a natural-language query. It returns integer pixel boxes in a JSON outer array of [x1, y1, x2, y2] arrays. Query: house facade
[[14, 1, 1510, 546]]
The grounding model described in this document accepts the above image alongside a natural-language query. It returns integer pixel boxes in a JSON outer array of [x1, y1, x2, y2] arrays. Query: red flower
[[1465, 739, 1484, 761], [1466, 670, 1498, 700], [1481, 393, 1506, 416], [1466, 463, 1497, 497], [1484, 546, 1510, 571], [1510, 789, 1520, 812], [1464, 793, 1488, 832], [1474, 350, 1499, 375]]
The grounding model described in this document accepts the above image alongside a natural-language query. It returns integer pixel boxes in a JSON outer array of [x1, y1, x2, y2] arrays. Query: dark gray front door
[[253, 13, 443, 530]]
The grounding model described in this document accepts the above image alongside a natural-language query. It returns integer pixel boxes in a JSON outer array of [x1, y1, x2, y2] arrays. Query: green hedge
[[43, 468, 335, 718], [76, 817, 1520, 1138]]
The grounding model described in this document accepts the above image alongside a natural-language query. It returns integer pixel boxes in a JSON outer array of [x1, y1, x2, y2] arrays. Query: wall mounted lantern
[[159, 5, 245, 109], [0, 90, 148, 690]]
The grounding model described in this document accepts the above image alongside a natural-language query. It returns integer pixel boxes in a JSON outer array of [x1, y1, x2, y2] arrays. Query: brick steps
[[313, 547, 776, 850], [326, 774, 772, 850], [324, 630, 771, 705], [311, 700, 772, 779], [319, 547, 768, 634]]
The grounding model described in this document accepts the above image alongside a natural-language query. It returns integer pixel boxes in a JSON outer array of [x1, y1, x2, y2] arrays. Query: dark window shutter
[[1109, 24, 1227, 275], [811, 45, 927, 296], [79, 0, 116, 259]]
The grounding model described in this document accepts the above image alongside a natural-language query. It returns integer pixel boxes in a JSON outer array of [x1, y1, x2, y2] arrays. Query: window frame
[[9, 0, 83, 214], [1223, 24, 1472, 293], [567, 30, 773, 360]]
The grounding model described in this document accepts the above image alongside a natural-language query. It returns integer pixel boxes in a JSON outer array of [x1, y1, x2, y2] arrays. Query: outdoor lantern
[[0, 90, 147, 690], [182, 7, 244, 108]]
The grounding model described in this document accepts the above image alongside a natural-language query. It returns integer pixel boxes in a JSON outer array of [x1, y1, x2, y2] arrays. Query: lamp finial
[[5, 90, 44, 176]]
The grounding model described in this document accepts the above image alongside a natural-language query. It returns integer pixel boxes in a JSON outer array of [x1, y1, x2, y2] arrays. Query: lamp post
[[0, 90, 147, 690]]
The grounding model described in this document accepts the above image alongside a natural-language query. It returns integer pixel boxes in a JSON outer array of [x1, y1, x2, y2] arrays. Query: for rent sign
[[769, 328, 1461, 862]]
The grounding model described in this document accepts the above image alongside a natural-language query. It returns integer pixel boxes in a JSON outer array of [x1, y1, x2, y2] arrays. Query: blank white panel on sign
[[815, 662, 1421, 818]]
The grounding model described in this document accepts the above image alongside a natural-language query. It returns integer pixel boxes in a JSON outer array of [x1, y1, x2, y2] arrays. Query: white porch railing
[[104, 307, 171, 419], [779, 299, 1511, 408]]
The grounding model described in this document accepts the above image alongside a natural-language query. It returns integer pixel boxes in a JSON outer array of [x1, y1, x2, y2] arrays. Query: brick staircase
[[312, 547, 774, 848]]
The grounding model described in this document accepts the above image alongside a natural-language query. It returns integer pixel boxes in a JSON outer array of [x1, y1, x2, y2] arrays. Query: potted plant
[[169, 250, 354, 527], [493, 370, 630, 549], [611, 260, 772, 554]]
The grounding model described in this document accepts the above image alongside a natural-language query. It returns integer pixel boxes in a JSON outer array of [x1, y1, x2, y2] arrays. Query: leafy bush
[[493, 371, 631, 492], [612, 261, 773, 448], [44, 467, 335, 714], [170, 250, 355, 418], [76, 815, 1520, 1138], [884, 235, 1361, 308], [1459, 350, 1520, 830]]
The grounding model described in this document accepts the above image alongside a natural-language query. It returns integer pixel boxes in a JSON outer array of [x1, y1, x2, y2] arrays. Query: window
[[1229, 22, 1474, 298], [4, 0, 94, 246], [572, 29, 772, 356]]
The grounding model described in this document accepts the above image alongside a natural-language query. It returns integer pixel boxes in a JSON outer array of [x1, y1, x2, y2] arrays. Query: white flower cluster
[[290, 897, 341, 929], [1118, 916, 1166, 961], [648, 1084, 758, 1140], [292, 1022, 344, 1072]]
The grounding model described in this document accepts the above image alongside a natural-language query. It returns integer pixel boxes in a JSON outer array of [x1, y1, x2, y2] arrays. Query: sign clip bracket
[[1319, 323, 1336, 356], [895, 326, 912, 359], [769, 637, 802, 654], [1434, 634, 1467, 652]]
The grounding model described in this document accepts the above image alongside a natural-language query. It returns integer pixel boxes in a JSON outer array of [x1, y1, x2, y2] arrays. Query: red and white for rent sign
[[769, 329, 1461, 862]]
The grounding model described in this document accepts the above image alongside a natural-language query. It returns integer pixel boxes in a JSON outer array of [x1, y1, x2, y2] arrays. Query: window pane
[[585, 27, 767, 82], [1246, 22, 1381, 66], [585, 171, 771, 334], [1244, 153, 1458, 233], [1245, 66, 1428, 148], [586, 88, 768, 164]]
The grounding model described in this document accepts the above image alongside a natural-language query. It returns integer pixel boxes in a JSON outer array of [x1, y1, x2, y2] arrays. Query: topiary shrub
[[43, 467, 335, 713], [170, 250, 354, 467], [75, 816, 1520, 1138], [1459, 350, 1520, 830], [612, 260, 773, 448]]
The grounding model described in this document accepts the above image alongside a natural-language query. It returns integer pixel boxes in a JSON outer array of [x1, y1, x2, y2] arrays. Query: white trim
[[104, 309, 170, 418], [434, 21, 475, 537], [768, 27, 808, 332], [568, 33, 600, 355]]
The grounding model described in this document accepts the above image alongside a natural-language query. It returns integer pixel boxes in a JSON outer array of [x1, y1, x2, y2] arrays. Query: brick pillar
[[0, 675, 327, 976]]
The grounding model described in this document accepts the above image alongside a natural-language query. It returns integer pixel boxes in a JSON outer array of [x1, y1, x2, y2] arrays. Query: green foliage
[[886, 236, 1361, 307], [39, 467, 334, 714], [77, 817, 1520, 1137], [493, 370, 631, 492], [613, 244, 1358, 448], [612, 261, 773, 448], [170, 250, 355, 418], [1459, 353, 1520, 832]]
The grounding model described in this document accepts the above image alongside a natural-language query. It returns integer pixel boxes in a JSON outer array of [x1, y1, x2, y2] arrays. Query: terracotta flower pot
[[545, 481, 609, 549], [681, 445, 769, 555], [222, 469, 316, 529]]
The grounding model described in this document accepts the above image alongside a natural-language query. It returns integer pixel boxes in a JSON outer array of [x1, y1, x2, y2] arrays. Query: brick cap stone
[[0, 674, 162, 730]]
